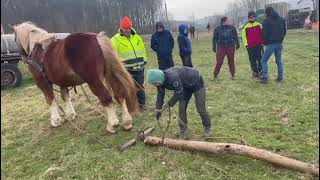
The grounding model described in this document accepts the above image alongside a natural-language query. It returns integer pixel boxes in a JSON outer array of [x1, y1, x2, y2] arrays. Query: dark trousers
[[158, 55, 174, 70], [129, 70, 145, 106], [180, 54, 193, 67], [178, 85, 211, 132], [247, 45, 263, 75], [214, 46, 235, 76]]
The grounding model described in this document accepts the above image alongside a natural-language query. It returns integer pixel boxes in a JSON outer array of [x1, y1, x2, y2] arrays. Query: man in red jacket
[[241, 11, 264, 79]]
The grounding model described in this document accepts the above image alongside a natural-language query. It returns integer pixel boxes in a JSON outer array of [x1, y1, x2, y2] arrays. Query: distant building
[[297, 0, 315, 10]]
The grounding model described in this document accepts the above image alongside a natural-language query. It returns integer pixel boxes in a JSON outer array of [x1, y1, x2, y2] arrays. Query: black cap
[[248, 11, 256, 18], [156, 22, 164, 30]]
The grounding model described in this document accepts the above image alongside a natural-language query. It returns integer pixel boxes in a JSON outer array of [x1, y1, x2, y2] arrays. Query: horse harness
[[22, 43, 77, 93], [24, 43, 47, 79]]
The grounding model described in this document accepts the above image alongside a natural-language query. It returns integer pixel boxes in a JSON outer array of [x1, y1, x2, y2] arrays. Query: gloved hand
[[156, 111, 161, 120]]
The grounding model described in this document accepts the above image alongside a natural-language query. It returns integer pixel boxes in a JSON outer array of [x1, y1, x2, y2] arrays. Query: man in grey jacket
[[147, 67, 212, 140]]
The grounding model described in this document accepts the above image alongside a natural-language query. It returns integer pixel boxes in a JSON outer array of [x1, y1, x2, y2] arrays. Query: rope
[[156, 107, 172, 144], [54, 97, 113, 149]]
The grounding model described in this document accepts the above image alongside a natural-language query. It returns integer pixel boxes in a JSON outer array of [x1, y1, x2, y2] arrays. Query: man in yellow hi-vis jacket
[[111, 16, 147, 110]]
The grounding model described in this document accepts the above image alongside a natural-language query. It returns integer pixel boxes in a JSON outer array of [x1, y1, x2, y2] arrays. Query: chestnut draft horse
[[10, 22, 138, 133]]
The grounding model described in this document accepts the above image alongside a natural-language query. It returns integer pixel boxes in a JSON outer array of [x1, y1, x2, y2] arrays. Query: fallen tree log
[[144, 136, 319, 176]]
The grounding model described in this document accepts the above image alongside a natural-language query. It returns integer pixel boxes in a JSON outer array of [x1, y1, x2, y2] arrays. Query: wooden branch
[[144, 136, 319, 176], [118, 127, 155, 152]]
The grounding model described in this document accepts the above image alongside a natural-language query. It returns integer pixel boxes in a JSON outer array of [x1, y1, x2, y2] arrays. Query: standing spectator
[[212, 17, 240, 80], [111, 16, 147, 110], [177, 24, 193, 67], [241, 11, 264, 79], [189, 25, 195, 39], [151, 22, 175, 70], [206, 23, 211, 33], [260, 7, 287, 84]]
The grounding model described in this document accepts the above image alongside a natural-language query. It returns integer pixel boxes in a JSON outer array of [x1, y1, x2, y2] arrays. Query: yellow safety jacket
[[111, 28, 147, 71]]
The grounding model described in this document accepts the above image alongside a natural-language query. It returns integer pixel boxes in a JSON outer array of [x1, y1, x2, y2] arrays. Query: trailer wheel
[[1, 63, 22, 89]]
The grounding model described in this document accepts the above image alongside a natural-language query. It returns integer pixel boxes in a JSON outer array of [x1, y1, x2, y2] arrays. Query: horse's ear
[[8, 24, 15, 32]]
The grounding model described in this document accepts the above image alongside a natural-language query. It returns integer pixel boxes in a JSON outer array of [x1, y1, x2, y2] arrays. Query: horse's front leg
[[60, 87, 77, 120], [35, 78, 62, 127]]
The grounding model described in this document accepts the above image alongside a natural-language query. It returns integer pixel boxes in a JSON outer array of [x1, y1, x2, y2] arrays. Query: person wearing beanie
[[111, 16, 147, 110], [212, 17, 240, 80], [151, 22, 175, 70], [177, 24, 193, 67], [147, 66, 212, 140], [241, 11, 264, 79], [260, 7, 287, 84]]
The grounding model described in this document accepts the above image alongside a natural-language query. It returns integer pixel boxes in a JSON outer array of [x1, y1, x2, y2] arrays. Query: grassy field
[[1, 29, 319, 180]]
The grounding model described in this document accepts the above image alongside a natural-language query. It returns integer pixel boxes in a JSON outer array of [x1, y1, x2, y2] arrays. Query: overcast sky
[[165, 0, 235, 21]]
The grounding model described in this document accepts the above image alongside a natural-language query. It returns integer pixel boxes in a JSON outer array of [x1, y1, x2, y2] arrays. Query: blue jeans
[[261, 43, 283, 80]]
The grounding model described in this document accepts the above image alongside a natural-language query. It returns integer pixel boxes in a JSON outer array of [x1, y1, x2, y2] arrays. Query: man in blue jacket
[[151, 22, 175, 70], [177, 24, 193, 67]]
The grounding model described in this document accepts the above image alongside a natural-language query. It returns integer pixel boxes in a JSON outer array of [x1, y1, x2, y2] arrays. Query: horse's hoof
[[122, 124, 132, 131], [72, 113, 77, 119], [106, 125, 116, 134], [50, 119, 61, 127]]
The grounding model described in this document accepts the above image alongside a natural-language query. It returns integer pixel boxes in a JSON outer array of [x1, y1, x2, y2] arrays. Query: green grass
[[1, 29, 319, 179]]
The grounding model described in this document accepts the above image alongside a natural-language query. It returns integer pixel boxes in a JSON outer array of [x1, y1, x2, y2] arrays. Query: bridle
[[22, 43, 47, 79]]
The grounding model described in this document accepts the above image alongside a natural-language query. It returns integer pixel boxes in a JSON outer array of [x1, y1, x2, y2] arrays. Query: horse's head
[[9, 22, 56, 56]]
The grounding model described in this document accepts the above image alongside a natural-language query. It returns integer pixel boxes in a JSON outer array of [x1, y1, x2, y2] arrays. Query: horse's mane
[[14, 21, 56, 54]]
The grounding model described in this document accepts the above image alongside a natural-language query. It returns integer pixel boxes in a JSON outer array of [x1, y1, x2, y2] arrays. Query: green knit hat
[[147, 69, 165, 84]]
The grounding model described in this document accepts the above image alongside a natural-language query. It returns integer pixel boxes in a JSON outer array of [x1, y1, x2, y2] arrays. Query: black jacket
[[262, 14, 287, 45], [156, 66, 204, 110], [151, 30, 174, 57], [212, 25, 240, 49]]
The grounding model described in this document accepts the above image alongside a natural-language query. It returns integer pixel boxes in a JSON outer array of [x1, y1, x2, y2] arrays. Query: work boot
[[203, 127, 213, 139], [259, 78, 268, 84], [230, 74, 236, 80], [211, 74, 218, 81], [252, 73, 258, 79], [179, 130, 190, 140], [258, 72, 263, 80], [275, 77, 283, 83]]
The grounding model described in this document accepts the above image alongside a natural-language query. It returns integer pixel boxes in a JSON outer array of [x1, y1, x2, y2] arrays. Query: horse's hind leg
[[111, 79, 133, 131], [115, 97, 132, 131], [60, 87, 76, 119], [87, 80, 119, 133]]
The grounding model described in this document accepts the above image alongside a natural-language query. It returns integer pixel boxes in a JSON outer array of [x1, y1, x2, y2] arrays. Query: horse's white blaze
[[105, 104, 119, 133], [50, 99, 61, 127], [121, 99, 132, 130]]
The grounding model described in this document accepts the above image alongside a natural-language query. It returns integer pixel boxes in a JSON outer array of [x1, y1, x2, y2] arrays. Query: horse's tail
[[96, 32, 138, 114]]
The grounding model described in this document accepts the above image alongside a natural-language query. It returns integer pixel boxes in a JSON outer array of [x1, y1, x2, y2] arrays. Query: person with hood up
[[111, 16, 147, 110], [212, 17, 240, 80], [241, 11, 264, 79], [177, 24, 193, 67], [260, 7, 287, 84], [151, 22, 175, 70], [146, 67, 212, 140]]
